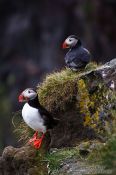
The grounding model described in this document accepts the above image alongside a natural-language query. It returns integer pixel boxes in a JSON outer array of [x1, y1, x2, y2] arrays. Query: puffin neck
[[28, 96, 40, 108]]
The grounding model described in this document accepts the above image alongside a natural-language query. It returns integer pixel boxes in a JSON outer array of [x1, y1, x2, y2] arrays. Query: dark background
[[0, 0, 116, 152]]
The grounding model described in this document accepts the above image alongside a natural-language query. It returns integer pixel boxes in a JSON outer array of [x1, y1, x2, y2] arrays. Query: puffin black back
[[28, 95, 59, 129], [28, 95, 39, 108]]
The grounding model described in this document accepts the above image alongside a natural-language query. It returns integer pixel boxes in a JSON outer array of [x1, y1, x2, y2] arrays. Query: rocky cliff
[[0, 58, 116, 175]]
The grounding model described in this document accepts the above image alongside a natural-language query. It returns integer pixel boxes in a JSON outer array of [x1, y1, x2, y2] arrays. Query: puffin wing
[[38, 105, 59, 129], [72, 47, 91, 66], [65, 47, 91, 69], [65, 50, 77, 64]]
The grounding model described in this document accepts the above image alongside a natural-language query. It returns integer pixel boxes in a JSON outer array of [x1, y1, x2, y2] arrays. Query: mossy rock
[[36, 63, 115, 147], [17, 60, 116, 148]]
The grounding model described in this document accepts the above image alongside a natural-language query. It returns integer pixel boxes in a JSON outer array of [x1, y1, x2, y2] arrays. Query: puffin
[[62, 35, 91, 71], [18, 88, 59, 149]]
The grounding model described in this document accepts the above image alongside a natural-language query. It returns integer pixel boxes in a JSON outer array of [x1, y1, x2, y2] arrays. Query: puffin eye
[[69, 39, 72, 42], [28, 90, 31, 93]]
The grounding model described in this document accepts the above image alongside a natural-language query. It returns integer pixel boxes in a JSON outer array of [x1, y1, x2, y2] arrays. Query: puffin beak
[[62, 41, 69, 49], [18, 94, 24, 102], [18, 94, 29, 102]]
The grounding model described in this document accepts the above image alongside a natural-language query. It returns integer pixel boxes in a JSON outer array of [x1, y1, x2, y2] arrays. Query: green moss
[[85, 62, 98, 71], [37, 68, 78, 111]]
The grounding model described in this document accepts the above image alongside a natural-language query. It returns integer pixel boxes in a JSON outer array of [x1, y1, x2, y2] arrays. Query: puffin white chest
[[22, 103, 46, 133]]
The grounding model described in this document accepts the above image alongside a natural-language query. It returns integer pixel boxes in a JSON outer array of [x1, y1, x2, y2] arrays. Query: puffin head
[[62, 35, 81, 49], [18, 88, 37, 102]]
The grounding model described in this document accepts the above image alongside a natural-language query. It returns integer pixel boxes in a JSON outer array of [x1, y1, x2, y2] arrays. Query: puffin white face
[[18, 88, 37, 102], [62, 36, 78, 49]]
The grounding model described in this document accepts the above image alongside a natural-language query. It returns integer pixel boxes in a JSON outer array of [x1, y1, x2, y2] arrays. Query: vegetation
[[88, 110, 116, 170]]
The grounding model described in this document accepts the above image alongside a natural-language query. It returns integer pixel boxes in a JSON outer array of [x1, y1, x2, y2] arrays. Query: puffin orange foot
[[33, 134, 45, 149], [29, 131, 38, 144]]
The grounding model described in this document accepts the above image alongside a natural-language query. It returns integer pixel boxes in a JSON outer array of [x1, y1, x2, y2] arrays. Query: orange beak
[[18, 94, 24, 102], [18, 94, 29, 102], [62, 41, 69, 49]]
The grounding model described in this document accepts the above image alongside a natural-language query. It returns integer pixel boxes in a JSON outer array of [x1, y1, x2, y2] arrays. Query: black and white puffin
[[62, 35, 91, 71], [18, 88, 59, 149]]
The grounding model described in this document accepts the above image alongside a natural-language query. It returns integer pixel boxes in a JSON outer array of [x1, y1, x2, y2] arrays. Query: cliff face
[[0, 59, 116, 175]]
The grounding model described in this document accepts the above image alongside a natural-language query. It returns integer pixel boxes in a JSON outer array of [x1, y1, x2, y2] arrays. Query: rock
[[0, 145, 48, 175], [2, 146, 16, 159]]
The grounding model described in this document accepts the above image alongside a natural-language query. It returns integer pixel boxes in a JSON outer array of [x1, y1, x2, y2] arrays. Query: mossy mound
[[37, 63, 98, 112], [38, 68, 78, 112]]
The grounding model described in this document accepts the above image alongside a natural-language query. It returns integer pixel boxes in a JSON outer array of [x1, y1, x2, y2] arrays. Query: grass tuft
[[12, 110, 34, 143], [45, 147, 80, 171]]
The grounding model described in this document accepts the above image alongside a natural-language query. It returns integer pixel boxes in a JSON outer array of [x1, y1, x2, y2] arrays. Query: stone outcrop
[[0, 58, 116, 175]]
